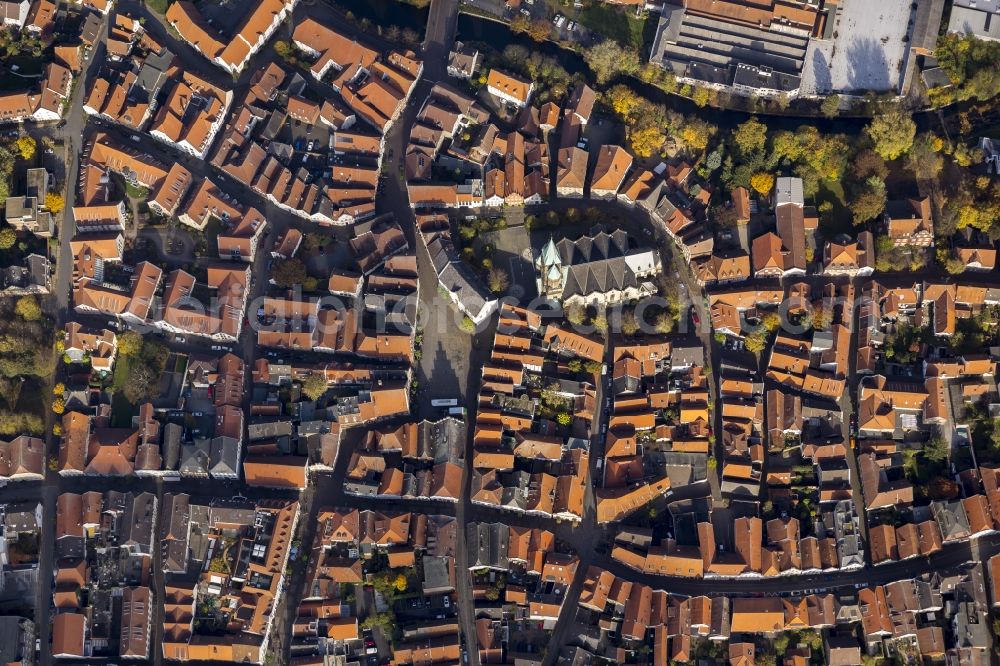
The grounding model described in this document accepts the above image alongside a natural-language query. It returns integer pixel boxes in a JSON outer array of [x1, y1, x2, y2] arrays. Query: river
[[326, 0, 429, 34], [328, 0, 949, 135]]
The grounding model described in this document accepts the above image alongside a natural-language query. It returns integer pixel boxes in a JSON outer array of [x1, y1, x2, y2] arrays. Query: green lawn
[[173, 354, 188, 374], [147, 0, 170, 15], [577, 2, 647, 51], [110, 391, 136, 427], [125, 182, 150, 200], [111, 355, 131, 391], [203, 216, 223, 256], [0, 55, 45, 91], [4, 54, 46, 76], [815, 179, 854, 240], [110, 356, 138, 426]]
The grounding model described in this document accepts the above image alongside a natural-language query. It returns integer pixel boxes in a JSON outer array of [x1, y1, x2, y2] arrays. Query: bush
[[45, 192, 65, 214], [14, 136, 35, 160], [749, 172, 774, 196]]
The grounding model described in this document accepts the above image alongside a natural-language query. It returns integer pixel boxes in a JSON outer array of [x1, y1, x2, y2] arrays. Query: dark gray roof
[[949, 2, 1000, 40], [422, 417, 466, 465], [732, 63, 801, 93], [685, 61, 732, 86], [3, 503, 39, 533], [122, 492, 156, 553], [0, 617, 27, 664], [565, 84, 596, 123], [248, 420, 293, 441], [921, 66, 952, 90], [180, 439, 210, 476], [911, 0, 945, 52], [209, 436, 240, 477], [425, 233, 454, 275], [467, 522, 509, 570], [554, 230, 643, 300], [671, 342, 704, 368], [133, 55, 170, 102], [80, 13, 101, 44], [421, 555, 454, 593], [439, 261, 492, 318], [931, 500, 971, 541], [163, 422, 183, 470]]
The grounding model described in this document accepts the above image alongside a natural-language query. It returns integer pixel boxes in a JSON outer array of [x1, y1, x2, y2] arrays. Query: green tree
[[44, 192, 64, 214], [123, 364, 158, 403], [745, 330, 767, 355], [0, 227, 14, 249], [565, 304, 586, 326], [678, 120, 714, 153], [808, 306, 832, 331], [762, 312, 781, 333], [14, 296, 40, 321], [628, 125, 667, 159], [820, 94, 840, 118], [865, 108, 916, 160], [851, 149, 888, 182], [118, 331, 143, 356], [271, 258, 308, 288], [732, 117, 768, 157], [14, 136, 35, 160], [750, 172, 774, 196], [712, 205, 740, 228], [458, 316, 475, 334], [487, 267, 509, 294], [851, 177, 888, 225], [583, 39, 640, 85], [360, 612, 395, 635], [906, 133, 944, 180], [620, 312, 639, 336], [924, 436, 950, 464], [301, 373, 328, 401], [691, 86, 711, 108], [510, 15, 550, 42]]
